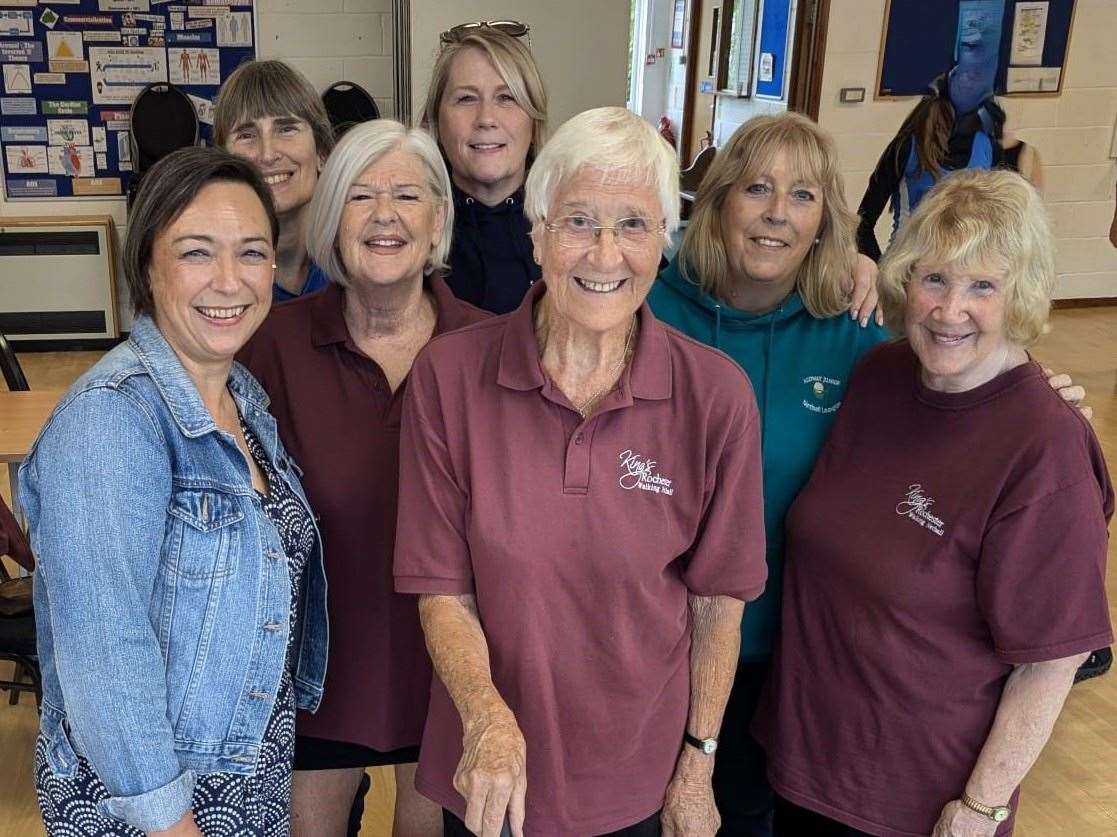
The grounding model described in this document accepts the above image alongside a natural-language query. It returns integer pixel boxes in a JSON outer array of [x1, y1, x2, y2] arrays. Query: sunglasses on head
[[439, 20, 531, 45]]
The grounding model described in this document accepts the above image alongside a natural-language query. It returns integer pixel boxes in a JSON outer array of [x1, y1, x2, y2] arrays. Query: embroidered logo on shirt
[[801, 374, 842, 414], [618, 449, 674, 496], [895, 484, 945, 536]]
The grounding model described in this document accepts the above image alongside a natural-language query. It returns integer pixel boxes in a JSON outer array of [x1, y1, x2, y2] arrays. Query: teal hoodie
[[649, 256, 890, 659]]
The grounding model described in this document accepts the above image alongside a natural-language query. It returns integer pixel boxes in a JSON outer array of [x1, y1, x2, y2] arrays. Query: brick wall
[[819, 0, 1117, 299]]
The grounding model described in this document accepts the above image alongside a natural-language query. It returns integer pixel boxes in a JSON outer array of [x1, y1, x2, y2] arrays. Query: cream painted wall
[[819, 0, 1117, 299], [408, 0, 631, 135]]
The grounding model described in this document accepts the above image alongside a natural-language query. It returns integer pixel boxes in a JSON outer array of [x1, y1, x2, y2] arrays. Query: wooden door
[[682, 0, 719, 164]]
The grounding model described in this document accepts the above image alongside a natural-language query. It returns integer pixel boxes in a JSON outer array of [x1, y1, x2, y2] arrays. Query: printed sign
[[0, 96, 35, 114], [216, 11, 250, 46], [46, 30, 86, 72], [48, 143, 94, 176], [2, 124, 47, 142], [3, 62, 32, 93], [0, 11, 34, 38], [71, 175, 121, 195], [43, 100, 89, 115], [47, 118, 90, 146], [33, 72, 67, 84], [5, 144, 48, 173], [6, 178, 58, 197], [89, 46, 167, 104], [0, 40, 43, 62], [187, 92, 213, 124], [168, 47, 219, 85]]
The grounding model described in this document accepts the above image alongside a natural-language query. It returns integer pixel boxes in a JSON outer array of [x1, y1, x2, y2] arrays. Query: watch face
[[992, 808, 1010, 823]]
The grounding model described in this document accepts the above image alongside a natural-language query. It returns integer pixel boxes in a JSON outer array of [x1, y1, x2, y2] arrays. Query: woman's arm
[[661, 594, 745, 837], [857, 132, 909, 262], [23, 388, 194, 833], [419, 593, 527, 837], [931, 653, 1087, 836]]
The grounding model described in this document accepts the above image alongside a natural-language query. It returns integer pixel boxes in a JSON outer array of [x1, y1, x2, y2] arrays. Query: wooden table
[[0, 390, 64, 521]]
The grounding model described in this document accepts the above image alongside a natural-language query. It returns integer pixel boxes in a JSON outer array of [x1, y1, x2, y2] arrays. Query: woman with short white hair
[[394, 106, 768, 836], [239, 119, 489, 836]]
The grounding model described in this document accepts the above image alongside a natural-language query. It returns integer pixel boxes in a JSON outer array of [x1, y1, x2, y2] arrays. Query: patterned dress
[[35, 418, 315, 836]]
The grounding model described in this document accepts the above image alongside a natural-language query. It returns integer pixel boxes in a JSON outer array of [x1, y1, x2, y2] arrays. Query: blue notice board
[[754, 0, 792, 99], [1, 0, 256, 200], [877, 0, 1077, 98]]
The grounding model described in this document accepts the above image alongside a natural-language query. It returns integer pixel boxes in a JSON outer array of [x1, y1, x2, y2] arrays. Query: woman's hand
[[454, 703, 527, 837], [149, 811, 203, 837], [846, 252, 884, 327], [1044, 367, 1092, 421], [931, 800, 999, 837], [661, 749, 719, 837]]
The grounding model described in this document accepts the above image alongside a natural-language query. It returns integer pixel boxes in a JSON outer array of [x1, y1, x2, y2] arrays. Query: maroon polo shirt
[[754, 341, 1114, 837], [238, 274, 488, 751], [394, 283, 767, 836]]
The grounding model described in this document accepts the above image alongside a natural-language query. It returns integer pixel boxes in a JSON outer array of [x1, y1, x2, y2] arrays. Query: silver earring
[[814, 237, 821, 245]]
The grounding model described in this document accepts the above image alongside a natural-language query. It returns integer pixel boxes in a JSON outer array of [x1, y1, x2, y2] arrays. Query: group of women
[[18, 20, 1111, 837]]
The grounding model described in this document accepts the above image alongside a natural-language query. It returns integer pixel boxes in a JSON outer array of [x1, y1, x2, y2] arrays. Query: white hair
[[524, 107, 679, 241], [305, 119, 453, 286]]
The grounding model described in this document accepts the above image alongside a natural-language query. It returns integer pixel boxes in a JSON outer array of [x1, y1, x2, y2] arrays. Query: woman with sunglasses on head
[[420, 22, 547, 315]]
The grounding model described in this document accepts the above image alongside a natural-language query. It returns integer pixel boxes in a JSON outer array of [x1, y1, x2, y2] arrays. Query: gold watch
[[961, 793, 1011, 823]]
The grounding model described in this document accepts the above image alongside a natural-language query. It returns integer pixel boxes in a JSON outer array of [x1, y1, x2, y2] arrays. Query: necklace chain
[[575, 315, 638, 418]]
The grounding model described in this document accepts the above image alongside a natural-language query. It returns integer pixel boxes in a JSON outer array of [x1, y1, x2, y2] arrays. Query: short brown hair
[[214, 59, 334, 157], [879, 169, 1054, 346], [124, 147, 279, 317], [678, 112, 855, 318], [420, 28, 547, 166]]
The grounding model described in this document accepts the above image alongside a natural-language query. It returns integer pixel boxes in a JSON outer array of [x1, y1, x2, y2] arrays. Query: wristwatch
[[961, 793, 1011, 823], [683, 732, 718, 755]]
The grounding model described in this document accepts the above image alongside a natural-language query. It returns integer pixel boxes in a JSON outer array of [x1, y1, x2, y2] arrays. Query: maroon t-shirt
[[238, 275, 488, 751], [754, 341, 1113, 837], [394, 283, 767, 836]]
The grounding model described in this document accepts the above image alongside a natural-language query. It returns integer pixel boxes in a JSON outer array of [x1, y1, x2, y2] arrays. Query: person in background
[[396, 106, 767, 837], [215, 59, 335, 302], [419, 22, 546, 314], [239, 119, 487, 837], [757, 168, 1112, 837], [22, 147, 327, 836], [857, 65, 1042, 262]]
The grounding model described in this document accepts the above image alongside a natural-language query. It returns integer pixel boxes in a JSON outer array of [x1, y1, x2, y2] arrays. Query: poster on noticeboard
[[0, 0, 256, 200]]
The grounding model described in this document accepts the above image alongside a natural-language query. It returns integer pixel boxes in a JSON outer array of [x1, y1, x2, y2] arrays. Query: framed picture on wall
[[671, 0, 688, 49]]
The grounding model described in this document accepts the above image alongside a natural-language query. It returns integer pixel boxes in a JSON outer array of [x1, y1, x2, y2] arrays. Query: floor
[[2, 306, 1116, 835]]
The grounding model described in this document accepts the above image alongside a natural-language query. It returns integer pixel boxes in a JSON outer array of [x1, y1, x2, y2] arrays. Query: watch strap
[[683, 732, 717, 753], [961, 793, 1011, 821]]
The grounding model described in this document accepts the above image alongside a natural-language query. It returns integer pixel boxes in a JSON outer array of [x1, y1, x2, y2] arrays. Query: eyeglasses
[[544, 215, 666, 251], [440, 20, 531, 46]]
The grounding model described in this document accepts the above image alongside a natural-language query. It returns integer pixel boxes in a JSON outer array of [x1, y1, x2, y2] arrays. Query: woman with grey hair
[[394, 106, 767, 836], [239, 119, 488, 837]]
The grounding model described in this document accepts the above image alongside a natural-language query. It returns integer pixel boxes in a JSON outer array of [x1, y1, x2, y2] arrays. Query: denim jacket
[[19, 316, 328, 832]]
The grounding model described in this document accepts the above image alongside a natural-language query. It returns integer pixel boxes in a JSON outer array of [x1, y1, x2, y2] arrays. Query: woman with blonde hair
[[647, 112, 1084, 836], [420, 22, 547, 313], [757, 168, 1111, 837]]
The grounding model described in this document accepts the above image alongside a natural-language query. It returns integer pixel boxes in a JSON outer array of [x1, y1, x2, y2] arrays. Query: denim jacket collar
[[128, 315, 272, 439]]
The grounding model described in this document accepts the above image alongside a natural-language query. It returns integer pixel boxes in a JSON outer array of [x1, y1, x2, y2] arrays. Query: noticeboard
[[1, 0, 256, 200]]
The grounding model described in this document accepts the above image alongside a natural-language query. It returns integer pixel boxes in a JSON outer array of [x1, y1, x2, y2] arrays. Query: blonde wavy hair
[[878, 168, 1054, 346], [678, 112, 855, 317], [420, 28, 548, 166]]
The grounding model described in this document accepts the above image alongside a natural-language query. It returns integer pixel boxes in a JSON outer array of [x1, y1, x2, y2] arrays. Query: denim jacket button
[[262, 622, 282, 632], [249, 690, 269, 700], [266, 550, 284, 561]]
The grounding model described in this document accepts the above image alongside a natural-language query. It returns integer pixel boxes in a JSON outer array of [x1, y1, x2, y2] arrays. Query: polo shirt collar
[[497, 281, 672, 401], [309, 271, 473, 349]]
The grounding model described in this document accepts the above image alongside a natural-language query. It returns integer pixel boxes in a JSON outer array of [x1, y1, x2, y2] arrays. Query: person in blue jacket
[[648, 111, 1085, 836]]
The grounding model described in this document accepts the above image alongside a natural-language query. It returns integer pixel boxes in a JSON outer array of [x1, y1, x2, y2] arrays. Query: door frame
[[787, 0, 829, 119]]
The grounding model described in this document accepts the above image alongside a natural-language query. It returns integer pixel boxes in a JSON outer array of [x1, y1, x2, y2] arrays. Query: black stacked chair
[[126, 82, 199, 210], [0, 331, 29, 392], [322, 80, 381, 139]]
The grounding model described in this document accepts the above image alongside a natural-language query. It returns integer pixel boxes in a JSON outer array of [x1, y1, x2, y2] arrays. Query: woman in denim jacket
[[19, 147, 328, 837]]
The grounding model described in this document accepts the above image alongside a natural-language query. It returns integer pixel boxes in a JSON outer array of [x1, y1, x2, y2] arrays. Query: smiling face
[[719, 147, 824, 305], [224, 114, 321, 216], [149, 181, 274, 375], [905, 261, 1014, 392], [533, 167, 664, 335], [336, 147, 447, 289], [437, 47, 534, 205]]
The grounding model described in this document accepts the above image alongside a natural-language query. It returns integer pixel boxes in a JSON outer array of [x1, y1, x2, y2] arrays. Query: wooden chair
[[680, 146, 716, 221], [0, 498, 38, 708], [0, 331, 29, 392]]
